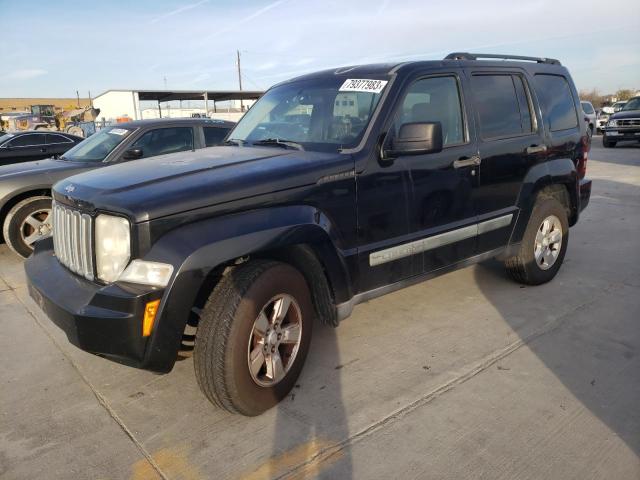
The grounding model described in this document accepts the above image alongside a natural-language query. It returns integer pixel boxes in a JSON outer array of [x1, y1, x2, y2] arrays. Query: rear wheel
[[66, 125, 84, 137], [194, 260, 313, 416], [3, 196, 52, 259], [504, 196, 569, 285]]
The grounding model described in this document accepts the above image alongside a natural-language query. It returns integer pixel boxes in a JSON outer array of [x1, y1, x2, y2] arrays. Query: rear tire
[[504, 196, 569, 285], [66, 125, 84, 137], [194, 260, 314, 416], [3, 196, 53, 259]]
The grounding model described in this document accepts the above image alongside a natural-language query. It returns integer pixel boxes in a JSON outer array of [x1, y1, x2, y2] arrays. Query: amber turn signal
[[142, 299, 161, 337]]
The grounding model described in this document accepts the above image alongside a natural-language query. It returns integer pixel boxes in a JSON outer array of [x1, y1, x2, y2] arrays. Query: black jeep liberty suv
[[26, 53, 592, 416]]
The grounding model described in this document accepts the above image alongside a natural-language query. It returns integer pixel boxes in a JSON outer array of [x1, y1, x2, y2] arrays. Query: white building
[[92, 89, 262, 125]]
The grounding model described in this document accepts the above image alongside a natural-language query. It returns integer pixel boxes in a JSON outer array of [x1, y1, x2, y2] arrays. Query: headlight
[[607, 120, 617, 127], [95, 214, 130, 283], [118, 260, 174, 287]]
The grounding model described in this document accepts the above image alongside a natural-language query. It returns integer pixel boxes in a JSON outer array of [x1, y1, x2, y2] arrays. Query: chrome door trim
[[477, 213, 513, 234], [369, 213, 513, 267], [340, 246, 508, 321]]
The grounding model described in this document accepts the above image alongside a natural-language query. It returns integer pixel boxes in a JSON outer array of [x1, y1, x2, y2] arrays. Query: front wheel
[[603, 137, 616, 148], [3, 196, 53, 258], [194, 260, 313, 416], [504, 197, 569, 285]]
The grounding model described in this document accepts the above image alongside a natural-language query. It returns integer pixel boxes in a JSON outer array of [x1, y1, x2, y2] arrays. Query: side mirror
[[384, 122, 443, 159], [122, 147, 143, 160]]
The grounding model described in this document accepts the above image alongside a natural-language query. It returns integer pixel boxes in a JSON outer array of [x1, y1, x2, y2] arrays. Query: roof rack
[[444, 52, 561, 65]]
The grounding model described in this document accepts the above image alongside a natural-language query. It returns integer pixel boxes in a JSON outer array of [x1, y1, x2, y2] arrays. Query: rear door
[[467, 70, 546, 253]]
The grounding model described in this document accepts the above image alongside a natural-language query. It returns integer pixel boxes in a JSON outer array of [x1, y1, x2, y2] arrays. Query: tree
[[579, 89, 606, 108], [615, 89, 636, 101]]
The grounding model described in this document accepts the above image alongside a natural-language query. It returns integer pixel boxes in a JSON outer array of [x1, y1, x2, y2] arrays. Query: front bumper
[[603, 128, 640, 141], [25, 238, 165, 370]]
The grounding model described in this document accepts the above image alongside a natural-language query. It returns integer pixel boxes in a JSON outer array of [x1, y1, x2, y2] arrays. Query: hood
[[54, 146, 352, 222], [0, 158, 95, 192], [610, 109, 640, 120]]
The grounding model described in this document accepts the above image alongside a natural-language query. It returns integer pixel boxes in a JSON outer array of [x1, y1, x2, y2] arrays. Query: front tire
[[504, 196, 569, 285], [3, 196, 53, 259], [603, 137, 616, 148], [194, 260, 314, 416]]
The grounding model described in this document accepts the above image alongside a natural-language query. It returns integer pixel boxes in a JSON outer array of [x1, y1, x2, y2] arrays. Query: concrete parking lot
[[1, 137, 639, 480]]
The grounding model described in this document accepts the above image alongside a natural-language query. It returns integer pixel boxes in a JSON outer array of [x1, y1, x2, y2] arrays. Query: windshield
[[0, 133, 15, 145], [228, 75, 389, 152], [62, 127, 134, 162], [622, 98, 640, 111]]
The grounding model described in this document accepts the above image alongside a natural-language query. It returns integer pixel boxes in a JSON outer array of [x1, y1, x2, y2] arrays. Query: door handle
[[453, 155, 481, 168], [526, 144, 547, 154]]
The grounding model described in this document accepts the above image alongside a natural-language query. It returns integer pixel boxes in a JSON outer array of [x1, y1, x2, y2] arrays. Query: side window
[[471, 74, 531, 139], [204, 127, 229, 147], [533, 74, 578, 132], [394, 76, 465, 146], [46, 134, 73, 144], [8, 134, 44, 147], [131, 127, 194, 158]]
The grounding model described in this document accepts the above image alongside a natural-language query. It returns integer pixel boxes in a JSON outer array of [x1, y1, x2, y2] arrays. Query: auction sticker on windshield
[[108, 128, 130, 136], [339, 79, 388, 94]]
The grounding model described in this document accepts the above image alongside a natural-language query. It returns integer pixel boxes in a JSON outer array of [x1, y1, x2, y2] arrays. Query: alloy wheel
[[20, 209, 52, 247], [534, 215, 563, 270], [247, 294, 303, 387]]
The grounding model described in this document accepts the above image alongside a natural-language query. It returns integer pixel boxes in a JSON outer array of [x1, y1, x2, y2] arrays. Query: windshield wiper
[[252, 138, 304, 150], [224, 138, 248, 146]]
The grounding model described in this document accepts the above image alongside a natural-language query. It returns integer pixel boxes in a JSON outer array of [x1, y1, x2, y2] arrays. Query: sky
[[0, 0, 638, 98]]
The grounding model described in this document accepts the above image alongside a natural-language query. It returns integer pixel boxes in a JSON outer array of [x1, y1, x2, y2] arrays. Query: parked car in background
[[0, 118, 234, 258], [596, 110, 609, 133], [602, 96, 640, 148], [0, 131, 83, 165], [602, 100, 627, 115], [25, 52, 591, 416], [581, 101, 596, 135]]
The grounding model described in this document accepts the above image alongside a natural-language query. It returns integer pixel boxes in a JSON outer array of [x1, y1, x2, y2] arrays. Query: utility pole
[[76, 90, 80, 107], [236, 50, 244, 111]]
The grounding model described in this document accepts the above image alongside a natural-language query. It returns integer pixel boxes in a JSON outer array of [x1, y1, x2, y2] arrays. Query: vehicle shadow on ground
[[472, 177, 640, 456], [244, 317, 353, 479]]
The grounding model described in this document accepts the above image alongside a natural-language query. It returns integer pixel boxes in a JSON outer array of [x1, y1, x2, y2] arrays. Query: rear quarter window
[[533, 74, 578, 132], [581, 102, 595, 115]]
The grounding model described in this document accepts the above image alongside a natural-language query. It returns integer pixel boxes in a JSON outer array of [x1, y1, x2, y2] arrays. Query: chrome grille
[[52, 202, 94, 280], [616, 118, 640, 127]]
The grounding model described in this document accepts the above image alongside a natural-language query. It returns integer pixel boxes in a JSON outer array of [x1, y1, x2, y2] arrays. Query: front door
[[467, 71, 547, 253], [357, 72, 480, 292], [6, 133, 48, 164]]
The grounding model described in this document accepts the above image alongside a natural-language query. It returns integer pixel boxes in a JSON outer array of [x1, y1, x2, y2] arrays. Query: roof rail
[[444, 52, 561, 65]]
